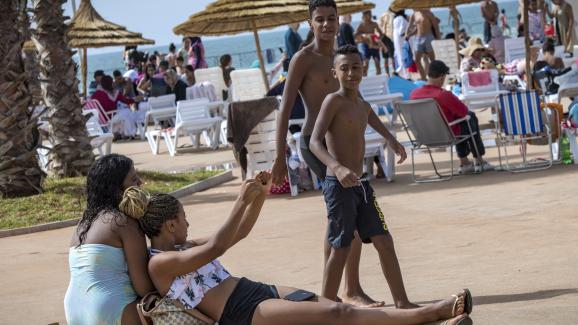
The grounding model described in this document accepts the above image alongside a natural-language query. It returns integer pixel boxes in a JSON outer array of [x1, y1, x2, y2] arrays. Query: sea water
[[79, 1, 519, 82]]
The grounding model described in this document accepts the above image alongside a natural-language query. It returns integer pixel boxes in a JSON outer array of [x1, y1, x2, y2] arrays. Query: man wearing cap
[[460, 37, 490, 73], [410, 60, 493, 173]]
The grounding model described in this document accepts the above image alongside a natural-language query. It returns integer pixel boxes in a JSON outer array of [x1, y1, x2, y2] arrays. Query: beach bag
[[137, 291, 213, 325]]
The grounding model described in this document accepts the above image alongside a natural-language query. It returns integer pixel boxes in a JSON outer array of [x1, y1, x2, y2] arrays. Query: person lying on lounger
[[120, 171, 473, 325]]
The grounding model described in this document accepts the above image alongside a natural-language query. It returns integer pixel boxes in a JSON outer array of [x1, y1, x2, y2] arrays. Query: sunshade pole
[[251, 20, 270, 91], [523, 0, 532, 90], [82, 48, 88, 97], [451, 3, 461, 65]]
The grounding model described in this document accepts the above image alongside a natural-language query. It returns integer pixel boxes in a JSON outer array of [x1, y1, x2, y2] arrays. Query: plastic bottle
[[561, 133, 573, 165]]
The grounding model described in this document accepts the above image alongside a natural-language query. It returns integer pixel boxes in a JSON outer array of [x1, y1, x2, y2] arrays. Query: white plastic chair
[[246, 110, 298, 196], [145, 94, 177, 130], [163, 98, 223, 156], [504, 37, 526, 63], [82, 109, 113, 157], [84, 99, 116, 132], [460, 69, 507, 110], [194, 67, 228, 102], [364, 128, 394, 181], [432, 39, 460, 80], [230, 69, 267, 102]]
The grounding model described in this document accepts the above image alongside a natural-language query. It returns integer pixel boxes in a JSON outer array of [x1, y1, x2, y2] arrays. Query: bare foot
[[341, 292, 385, 308], [435, 291, 466, 320], [396, 301, 421, 309]]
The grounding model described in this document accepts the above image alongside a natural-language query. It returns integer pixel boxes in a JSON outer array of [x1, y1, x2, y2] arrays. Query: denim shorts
[[322, 176, 389, 248]]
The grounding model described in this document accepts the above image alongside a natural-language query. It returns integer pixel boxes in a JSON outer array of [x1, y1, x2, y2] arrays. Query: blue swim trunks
[[322, 176, 389, 248], [359, 43, 381, 60]]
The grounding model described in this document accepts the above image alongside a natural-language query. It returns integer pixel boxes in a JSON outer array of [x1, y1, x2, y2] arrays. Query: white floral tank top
[[150, 248, 231, 309]]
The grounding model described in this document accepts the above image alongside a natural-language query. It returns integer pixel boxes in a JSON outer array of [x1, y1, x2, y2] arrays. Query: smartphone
[[284, 290, 316, 302]]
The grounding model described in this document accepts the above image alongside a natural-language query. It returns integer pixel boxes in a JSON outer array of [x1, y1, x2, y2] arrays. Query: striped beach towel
[[498, 91, 544, 136]]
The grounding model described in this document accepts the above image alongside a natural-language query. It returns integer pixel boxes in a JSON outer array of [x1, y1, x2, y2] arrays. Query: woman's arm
[[230, 172, 271, 246], [121, 217, 155, 297], [150, 179, 263, 279]]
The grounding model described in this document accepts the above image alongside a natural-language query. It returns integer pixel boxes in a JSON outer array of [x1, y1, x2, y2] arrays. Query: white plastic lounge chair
[[460, 69, 508, 111], [194, 67, 228, 102], [163, 98, 223, 156], [144, 94, 177, 131], [83, 109, 114, 157], [230, 69, 267, 102], [504, 37, 526, 63], [495, 91, 554, 172], [432, 39, 460, 80], [364, 128, 394, 181], [359, 75, 402, 180], [246, 110, 298, 196], [395, 98, 482, 183], [186, 82, 228, 146]]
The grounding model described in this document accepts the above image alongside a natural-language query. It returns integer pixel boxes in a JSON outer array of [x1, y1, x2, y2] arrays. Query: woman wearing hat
[[459, 37, 489, 73]]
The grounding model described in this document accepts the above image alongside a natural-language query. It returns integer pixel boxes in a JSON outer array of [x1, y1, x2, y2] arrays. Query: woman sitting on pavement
[[65, 154, 155, 325], [121, 171, 473, 325]]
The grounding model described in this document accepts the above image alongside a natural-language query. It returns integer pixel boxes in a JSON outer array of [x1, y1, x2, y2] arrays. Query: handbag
[[137, 291, 214, 325]]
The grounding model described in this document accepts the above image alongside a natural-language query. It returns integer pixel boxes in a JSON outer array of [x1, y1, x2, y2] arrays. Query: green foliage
[[0, 170, 220, 230]]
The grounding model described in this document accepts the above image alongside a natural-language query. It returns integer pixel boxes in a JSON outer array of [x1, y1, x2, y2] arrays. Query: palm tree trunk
[[32, 0, 94, 177], [0, 0, 44, 198]]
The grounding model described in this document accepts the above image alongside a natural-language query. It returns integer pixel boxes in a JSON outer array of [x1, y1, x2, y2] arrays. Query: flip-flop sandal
[[463, 288, 473, 315], [450, 289, 473, 317], [442, 316, 473, 325]]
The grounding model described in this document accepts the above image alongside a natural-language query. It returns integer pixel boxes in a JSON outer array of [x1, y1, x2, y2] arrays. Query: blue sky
[[64, 0, 512, 54]]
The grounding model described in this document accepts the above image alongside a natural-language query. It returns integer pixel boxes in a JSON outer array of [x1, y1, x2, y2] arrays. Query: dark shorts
[[219, 277, 280, 325], [322, 176, 389, 248], [381, 35, 395, 59], [359, 43, 381, 60], [299, 135, 327, 180]]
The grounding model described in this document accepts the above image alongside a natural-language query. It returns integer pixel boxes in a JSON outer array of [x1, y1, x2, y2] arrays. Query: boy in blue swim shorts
[[310, 44, 418, 309]]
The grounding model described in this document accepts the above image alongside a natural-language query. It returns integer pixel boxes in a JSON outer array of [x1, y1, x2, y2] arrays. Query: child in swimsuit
[[309, 44, 416, 308]]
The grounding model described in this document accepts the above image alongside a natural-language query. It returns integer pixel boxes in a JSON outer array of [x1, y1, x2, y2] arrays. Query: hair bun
[[119, 187, 150, 220]]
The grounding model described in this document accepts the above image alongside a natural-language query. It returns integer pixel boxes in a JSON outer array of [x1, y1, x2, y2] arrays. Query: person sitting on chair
[[410, 60, 494, 173]]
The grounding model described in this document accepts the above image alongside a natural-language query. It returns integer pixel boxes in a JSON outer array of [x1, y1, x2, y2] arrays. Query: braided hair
[[119, 187, 181, 238], [77, 154, 133, 245]]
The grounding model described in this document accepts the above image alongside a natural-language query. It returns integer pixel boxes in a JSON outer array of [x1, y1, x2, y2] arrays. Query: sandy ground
[[1, 122, 578, 324]]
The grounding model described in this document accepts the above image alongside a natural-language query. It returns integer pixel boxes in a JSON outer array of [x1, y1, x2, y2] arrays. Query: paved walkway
[[2, 115, 578, 324]]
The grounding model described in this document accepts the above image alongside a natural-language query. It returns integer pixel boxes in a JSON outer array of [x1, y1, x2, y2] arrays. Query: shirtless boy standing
[[272, 0, 412, 308], [355, 10, 383, 76], [405, 9, 440, 80], [310, 44, 415, 308]]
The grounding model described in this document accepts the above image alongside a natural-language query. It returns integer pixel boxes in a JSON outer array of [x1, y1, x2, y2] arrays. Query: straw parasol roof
[[67, 0, 154, 48], [174, 0, 375, 90], [389, 0, 481, 11], [174, 0, 375, 36]]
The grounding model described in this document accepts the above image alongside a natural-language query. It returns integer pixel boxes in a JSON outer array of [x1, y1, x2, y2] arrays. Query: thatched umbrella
[[66, 0, 155, 96], [390, 0, 532, 88], [173, 0, 375, 91]]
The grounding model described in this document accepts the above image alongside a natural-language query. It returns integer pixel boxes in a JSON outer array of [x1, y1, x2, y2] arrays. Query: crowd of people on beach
[[86, 36, 236, 140], [64, 0, 578, 324]]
